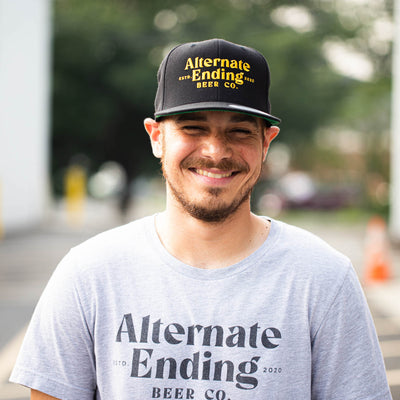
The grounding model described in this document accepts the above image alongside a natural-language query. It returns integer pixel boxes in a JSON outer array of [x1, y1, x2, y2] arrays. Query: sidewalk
[[1, 200, 399, 399]]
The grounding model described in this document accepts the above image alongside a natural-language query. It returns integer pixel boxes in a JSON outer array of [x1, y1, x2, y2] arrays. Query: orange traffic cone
[[363, 216, 392, 285]]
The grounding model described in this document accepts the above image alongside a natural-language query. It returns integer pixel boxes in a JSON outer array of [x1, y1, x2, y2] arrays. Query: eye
[[232, 128, 251, 135], [181, 125, 207, 135], [230, 127, 257, 139]]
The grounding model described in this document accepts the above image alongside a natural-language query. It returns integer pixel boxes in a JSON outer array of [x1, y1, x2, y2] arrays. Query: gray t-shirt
[[10, 216, 392, 399]]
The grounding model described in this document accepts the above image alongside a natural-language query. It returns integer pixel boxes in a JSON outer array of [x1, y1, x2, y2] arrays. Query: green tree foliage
[[52, 0, 392, 204]]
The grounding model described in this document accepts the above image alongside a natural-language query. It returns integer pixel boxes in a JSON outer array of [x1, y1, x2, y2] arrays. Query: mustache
[[181, 157, 249, 172]]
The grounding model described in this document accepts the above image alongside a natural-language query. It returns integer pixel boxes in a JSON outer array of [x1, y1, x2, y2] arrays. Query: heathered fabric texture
[[10, 216, 392, 399]]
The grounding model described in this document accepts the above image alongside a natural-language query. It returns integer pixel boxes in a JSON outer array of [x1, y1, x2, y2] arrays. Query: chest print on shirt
[[115, 314, 283, 395]]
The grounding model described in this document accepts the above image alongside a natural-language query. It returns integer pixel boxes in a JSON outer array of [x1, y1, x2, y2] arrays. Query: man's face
[[147, 111, 279, 223]]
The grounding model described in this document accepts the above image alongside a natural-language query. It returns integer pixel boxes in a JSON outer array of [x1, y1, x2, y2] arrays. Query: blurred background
[[1, 0, 400, 398], [0, 0, 399, 233]]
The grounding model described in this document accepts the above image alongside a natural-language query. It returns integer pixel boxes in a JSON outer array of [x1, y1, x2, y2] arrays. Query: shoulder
[[57, 215, 156, 276], [271, 218, 350, 262], [268, 218, 352, 282], [74, 214, 152, 250]]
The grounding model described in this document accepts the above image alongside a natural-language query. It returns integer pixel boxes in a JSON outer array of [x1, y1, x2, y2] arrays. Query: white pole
[[390, 0, 400, 242], [0, 0, 52, 232]]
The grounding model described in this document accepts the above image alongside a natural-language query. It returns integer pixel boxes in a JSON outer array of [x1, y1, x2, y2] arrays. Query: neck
[[155, 199, 270, 269]]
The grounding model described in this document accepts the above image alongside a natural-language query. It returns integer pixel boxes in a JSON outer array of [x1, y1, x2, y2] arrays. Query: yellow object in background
[[65, 165, 87, 227]]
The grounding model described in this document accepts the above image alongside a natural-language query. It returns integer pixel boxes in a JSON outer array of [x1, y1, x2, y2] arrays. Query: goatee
[[163, 156, 256, 223], [167, 181, 253, 223]]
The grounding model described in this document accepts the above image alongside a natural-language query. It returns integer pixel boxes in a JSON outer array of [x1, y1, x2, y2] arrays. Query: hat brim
[[154, 102, 281, 126]]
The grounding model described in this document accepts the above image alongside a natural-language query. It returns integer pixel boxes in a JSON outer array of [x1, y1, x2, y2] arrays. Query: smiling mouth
[[193, 169, 237, 179]]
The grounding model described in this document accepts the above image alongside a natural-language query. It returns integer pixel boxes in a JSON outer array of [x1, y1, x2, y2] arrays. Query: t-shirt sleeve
[[311, 264, 392, 400], [10, 250, 97, 400]]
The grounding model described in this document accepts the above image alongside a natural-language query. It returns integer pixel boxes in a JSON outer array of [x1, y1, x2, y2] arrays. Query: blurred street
[[0, 201, 399, 400]]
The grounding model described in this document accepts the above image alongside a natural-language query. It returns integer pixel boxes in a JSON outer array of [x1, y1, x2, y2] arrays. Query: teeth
[[195, 169, 232, 179]]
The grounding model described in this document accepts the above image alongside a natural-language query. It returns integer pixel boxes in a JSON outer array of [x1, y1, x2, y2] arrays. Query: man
[[11, 39, 391, 399]]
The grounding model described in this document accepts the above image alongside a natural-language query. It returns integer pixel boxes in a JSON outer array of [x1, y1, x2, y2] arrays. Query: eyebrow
[[175, 113, 207, 122], [175, 112, 260, 127], [228, 114, 259, 127]]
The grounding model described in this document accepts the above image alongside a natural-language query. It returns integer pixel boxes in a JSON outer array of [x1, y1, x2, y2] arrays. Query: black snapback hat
[[154, 39, 281, 125]]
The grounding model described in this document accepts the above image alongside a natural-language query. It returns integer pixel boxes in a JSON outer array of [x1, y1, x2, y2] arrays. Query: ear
[[144, 118, 163, 158], [262, 126, 279, 161]]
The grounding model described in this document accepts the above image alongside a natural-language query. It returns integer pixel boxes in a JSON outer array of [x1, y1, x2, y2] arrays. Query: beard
[[167, 178, 253, 223], [162, 155, 259, 223]]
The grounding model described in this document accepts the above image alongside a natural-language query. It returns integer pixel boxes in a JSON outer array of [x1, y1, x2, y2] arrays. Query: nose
[[200, 133, 233, 162]]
